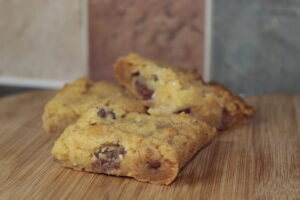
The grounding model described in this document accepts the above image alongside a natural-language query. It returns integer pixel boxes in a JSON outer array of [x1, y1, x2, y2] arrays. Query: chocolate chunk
[[174, 108, 191, 114], [92, 160, 120, 171], [218, 109, 231, 131], [147, 160, 161, 169], [131, 71, 140, 77], [152, 74, 158, 81], [135, 81, 154, 100], [92, 144, 126, 171], [97, 108, 116, 120], [109, 111, 116, 119], [97, 108, 107, 118]]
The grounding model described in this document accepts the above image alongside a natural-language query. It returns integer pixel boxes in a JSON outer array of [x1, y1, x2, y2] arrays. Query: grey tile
[[211, 0, 300, 95]]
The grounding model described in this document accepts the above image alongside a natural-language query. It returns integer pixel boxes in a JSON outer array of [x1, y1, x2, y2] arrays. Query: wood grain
[[0, 92, 299, 199]]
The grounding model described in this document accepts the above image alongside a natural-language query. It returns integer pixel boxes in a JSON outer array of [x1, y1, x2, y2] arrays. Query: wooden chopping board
[[0, 91, 299, 199]]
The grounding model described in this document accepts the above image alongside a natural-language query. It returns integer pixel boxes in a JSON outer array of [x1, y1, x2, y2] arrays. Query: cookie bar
[[114, 53, 254, 130], [52, 104, 216, 184], [42, 78, 145, 134]]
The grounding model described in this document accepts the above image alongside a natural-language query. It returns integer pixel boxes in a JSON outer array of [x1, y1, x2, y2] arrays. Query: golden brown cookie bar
[[114, 53, 254, 130], [42, 78, 145, 134], [52, 104, 216, 184]]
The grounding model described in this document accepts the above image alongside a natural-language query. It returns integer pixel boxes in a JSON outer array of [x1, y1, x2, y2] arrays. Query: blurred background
[[0, 0, 299, 96]]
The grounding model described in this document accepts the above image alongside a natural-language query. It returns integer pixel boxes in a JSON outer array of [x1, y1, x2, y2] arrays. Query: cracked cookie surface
[[114, 53, 254, 130]]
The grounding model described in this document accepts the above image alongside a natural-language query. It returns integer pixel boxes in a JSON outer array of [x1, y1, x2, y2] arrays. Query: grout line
[[204, 0, 213, 82], [0, 76, 67, 89], [82, 0, 89, 77]]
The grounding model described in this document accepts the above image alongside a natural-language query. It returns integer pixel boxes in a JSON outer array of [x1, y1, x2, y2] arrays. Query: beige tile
[[0, 0, 87, 82]]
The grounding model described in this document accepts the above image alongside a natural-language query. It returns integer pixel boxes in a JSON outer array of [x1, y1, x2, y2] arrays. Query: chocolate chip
[[131, 71, 140, 77], [152, 74, 158, 81], [147, 160, 161, 169], [92, 160, 120, 171], [135, 81, 154, 100], [92, 144, 126, 171], [145, 106, 150, 115], [174, 108, 191, 114], [97, 108, 106, 118]]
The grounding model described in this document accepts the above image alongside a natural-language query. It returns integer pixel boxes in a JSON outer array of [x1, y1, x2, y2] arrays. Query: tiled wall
[[0, 0, 87, 87], [2, 0, 300, 94], [211, 0, 300, 95], [89, 0, 205, 81]]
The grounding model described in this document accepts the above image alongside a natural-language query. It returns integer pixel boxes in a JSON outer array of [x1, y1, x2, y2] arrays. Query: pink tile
[[89, 0, 205, 81]]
